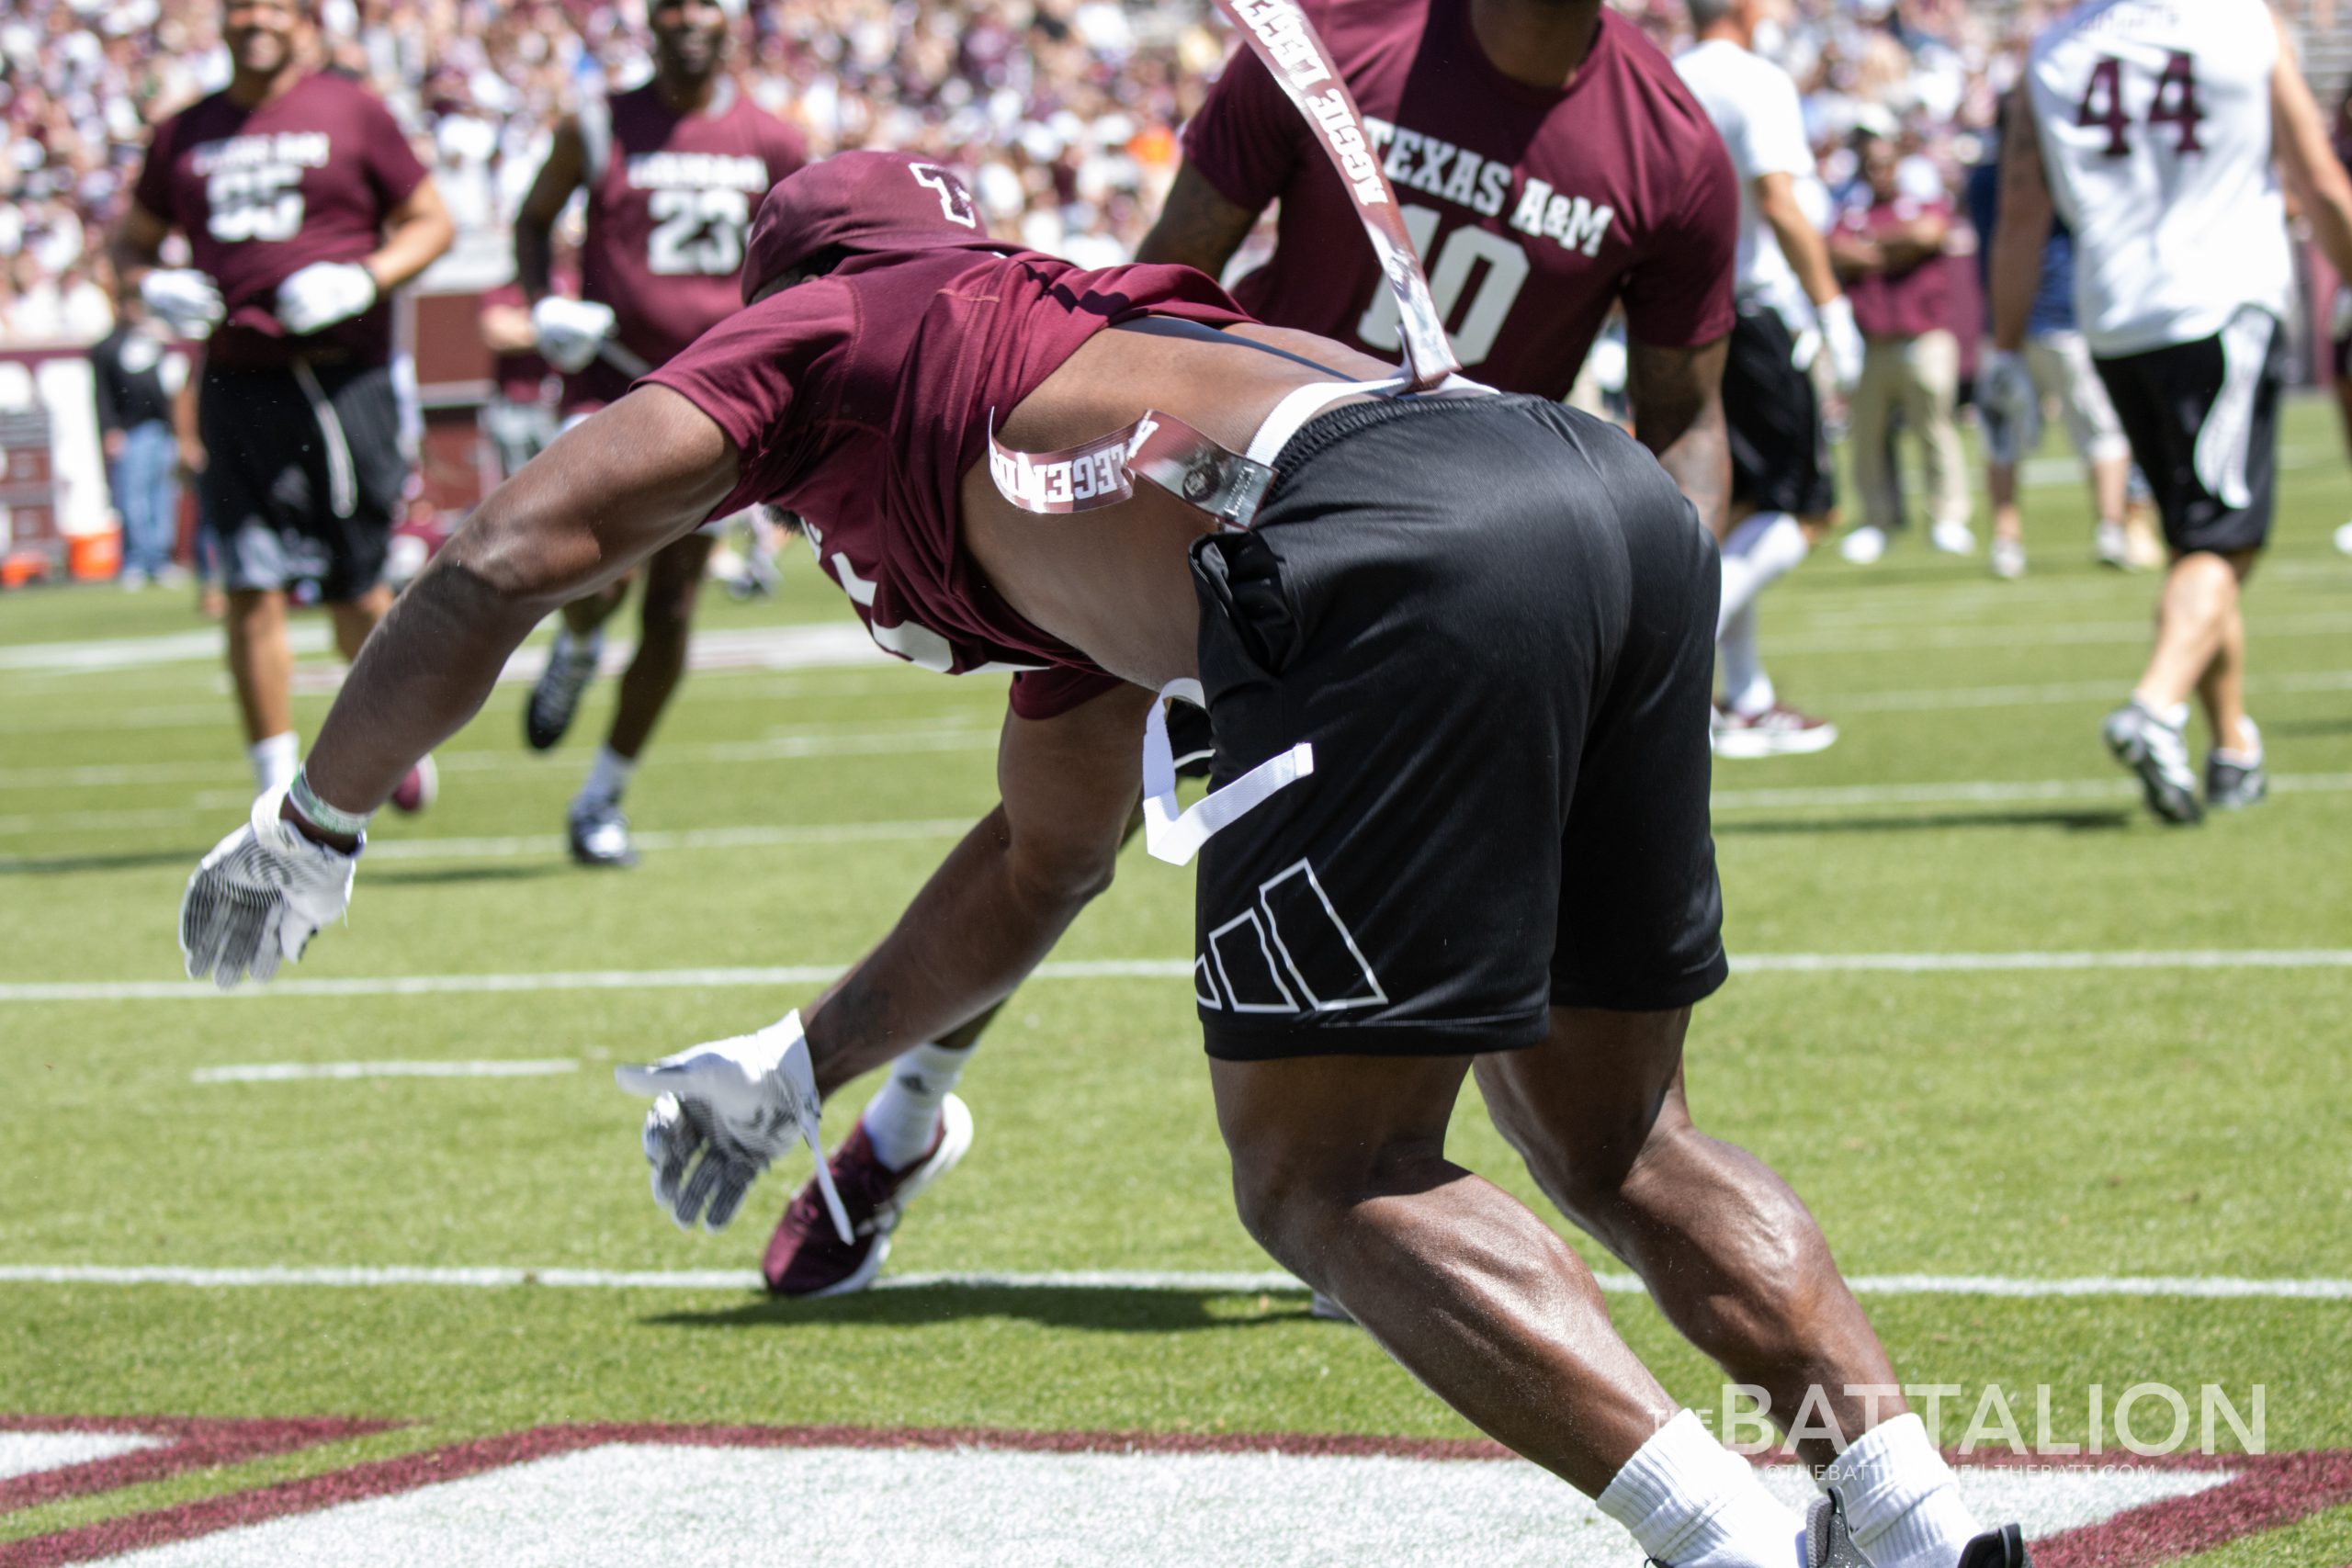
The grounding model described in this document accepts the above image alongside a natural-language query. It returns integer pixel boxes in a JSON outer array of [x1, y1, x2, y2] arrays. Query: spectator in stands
[[87, 284, 184, 587], [1832, 126, 1970, 564]]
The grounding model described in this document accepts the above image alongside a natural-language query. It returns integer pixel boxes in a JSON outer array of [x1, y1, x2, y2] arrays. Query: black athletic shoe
[[1958, 1523, 2030, 1568], [526, 630, 601, 752], [568, 801, 637, 868], [2205, 718, 2267, 812], [1804, 1488, 1871, 1567]]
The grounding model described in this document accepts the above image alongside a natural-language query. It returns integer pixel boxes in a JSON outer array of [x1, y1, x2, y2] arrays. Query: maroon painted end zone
[[4, 1420, 2346, 1568], [0, 1416, 394, 1517]]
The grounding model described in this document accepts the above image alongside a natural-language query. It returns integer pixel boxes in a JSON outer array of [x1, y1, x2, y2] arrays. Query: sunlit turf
[[3, 401, 2351, 1559]]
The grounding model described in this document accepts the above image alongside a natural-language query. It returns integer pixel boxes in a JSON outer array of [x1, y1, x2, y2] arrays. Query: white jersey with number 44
[[2026, 0, 2290, 356]]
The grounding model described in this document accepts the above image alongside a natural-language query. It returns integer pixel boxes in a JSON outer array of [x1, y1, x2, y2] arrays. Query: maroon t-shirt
[[1182, 0, 1736, 395], [647, 247, 1248, 718], [133, 71, 426, 370], [1835, 191, 1955, 341], [567, 79, 808, 410]]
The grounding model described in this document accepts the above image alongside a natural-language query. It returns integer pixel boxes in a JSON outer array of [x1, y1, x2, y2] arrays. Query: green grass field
[[4, 404, 2351, 1563]]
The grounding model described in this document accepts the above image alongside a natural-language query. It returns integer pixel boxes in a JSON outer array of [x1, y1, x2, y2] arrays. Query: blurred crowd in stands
[[2, 0, 2114, 345]]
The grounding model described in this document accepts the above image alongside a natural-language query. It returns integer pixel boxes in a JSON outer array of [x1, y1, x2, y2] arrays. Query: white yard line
[[1801, 668, 2352, 714], [1712, 772, 2352, 810], [7, 951, 2351, 1006], [0, 1262, 2343, 1301], [190, 1059, 579, 1083]]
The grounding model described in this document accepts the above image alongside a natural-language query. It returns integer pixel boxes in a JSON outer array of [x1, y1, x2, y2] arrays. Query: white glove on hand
[[614, 1010, 852, 1239], [275, 261, 379, 335], [178, 786, 358, 990], [1816, 295, 1865, 393], [531, 296, 618, 375], [1977, 347, 2041, 468], [139, 269, 224, 339]]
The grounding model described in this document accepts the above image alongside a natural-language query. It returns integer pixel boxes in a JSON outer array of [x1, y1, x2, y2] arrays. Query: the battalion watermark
[[1701, 1382, 2266, 1457]]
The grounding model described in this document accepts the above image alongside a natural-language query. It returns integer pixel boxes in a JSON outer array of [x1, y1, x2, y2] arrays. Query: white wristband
[[288, 766, 374, 838]]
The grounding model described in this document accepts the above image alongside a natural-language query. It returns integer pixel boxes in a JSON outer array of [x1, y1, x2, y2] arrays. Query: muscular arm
[[367, 175, 454, 293], [109, 200, 173, 294], [1755, 171, 1843, 308], [2270, 7, 2352, 284], [1625, 335, 1731, 541], [1988, 85, 2055, 352], [799, 681, 1155, 1096], [1133, 160, 1260, 278], [514, 118, 587, 303], [294, 387, 739, 829]]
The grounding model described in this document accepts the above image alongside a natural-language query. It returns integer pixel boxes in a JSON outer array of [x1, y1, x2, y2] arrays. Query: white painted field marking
[[2, 1263, 2346, 1302], [0, 1430, 167, 1481], [1765, 609, 2352, 656], [190, 1059, 579, 1084], [1803, 667, 2352, 714], [1712, 772, 2352, 810], [67, 1440, 2232, 1568]]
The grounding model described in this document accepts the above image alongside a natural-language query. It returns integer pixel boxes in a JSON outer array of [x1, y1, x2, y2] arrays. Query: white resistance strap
[[1142, 678, 1314, 866]]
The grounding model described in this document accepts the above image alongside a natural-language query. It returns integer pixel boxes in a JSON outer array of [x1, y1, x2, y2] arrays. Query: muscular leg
[[327, 582, 395, 662], [2191, 553, 2258, 755], [2135, 548, 2255, 728], [2090, 453, 2130, 533], [1475, 1006, 1899, 1472], [224, 589, 293, 746], [1213, 1049, 1677, 1496], [607, 533, 715, 760]]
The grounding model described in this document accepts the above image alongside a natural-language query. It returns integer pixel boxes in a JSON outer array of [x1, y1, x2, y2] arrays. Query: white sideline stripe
[[8, 950, 2352, 1006], [0, 1263, 2345, 1301], [1806, 667, 2352, 715], [1713, 772, 2352, 810], [191, 1059, 579, 1083], [1765, 609, 2352, 656]]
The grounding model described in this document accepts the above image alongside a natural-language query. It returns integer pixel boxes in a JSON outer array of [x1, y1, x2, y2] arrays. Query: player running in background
[[182, 151, 2027, 1568], [1675, 0, 1865, 755], [112, 0, 451, 807], [1992, 0, 2352, 823], [510, 0, 804, 867], [1965, 98, 2140, 581]]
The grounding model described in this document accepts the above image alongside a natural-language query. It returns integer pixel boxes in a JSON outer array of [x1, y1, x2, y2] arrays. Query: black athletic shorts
[[1187, 394, 1729, 1062], [199, 359, 407, 601], [1722, 299, 1834, 519], [2094, 310, 2286, 558]]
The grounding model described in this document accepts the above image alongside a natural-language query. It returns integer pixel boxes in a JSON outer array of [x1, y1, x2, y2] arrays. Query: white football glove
[[1976, 347, 2041, 468], [531, 296, 618, 375], [178, 786, 358, 990], [139, 268, 224, 339], [614, 1010, 851, 1239], [275, 261, 379, 335], [1816, 294, 1865, 394]]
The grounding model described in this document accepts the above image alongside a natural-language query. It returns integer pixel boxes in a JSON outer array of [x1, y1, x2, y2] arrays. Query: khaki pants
[[1850, 329, 1970, 533]]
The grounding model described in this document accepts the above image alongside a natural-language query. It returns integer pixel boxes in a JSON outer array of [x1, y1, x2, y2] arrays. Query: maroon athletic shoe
[[389, 754, 437, 814], [763, 1094, 973, 1297], [1712, 703, 1838, 760]]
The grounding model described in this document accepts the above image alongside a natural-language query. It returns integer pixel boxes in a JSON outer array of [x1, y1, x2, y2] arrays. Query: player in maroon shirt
[[180, 154, 2021, 1568], [509, 0, 807, 868], [1141, 0, 1737, 530], [113, 0, 453, 809]]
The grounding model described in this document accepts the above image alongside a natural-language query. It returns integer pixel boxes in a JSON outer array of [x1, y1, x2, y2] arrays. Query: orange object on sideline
[[0, 554, 49, 589], [67, 528, 121, 581]]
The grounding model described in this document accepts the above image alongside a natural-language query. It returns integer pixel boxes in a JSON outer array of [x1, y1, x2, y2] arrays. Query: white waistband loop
[[1244, 378, 1406, 468], [1141, 678, 1314, 866]]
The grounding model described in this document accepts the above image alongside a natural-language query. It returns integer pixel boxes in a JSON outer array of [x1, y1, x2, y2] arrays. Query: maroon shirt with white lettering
[[133, 71, 425, 370], [646, 247, 1248, 718], [567, 80, 807, 410], [1182, 0, 1735, 396]]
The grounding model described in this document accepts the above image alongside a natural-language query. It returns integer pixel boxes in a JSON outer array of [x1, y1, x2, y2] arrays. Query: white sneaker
[[1989, 536, 2026, 580], [1930, 519, 1975, 556], [1838, 525, 1889, 565], [2095, 519, 2132, 570], [2102, 700, 2201, 825], [2335, 521, 2352, 558]]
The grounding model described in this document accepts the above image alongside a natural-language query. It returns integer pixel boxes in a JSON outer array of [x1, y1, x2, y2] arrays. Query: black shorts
[[199, 359, 407, 601], [1188, 394, 1729, 1062], [1723, 299, 1835, 519], [2094, 310, 2286, 557]]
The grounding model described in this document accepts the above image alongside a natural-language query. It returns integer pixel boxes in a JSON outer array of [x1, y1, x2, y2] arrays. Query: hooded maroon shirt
[[1182, 0, 1736, 393], [133, 71, 426, 371], [646, 153, 1248, 718]]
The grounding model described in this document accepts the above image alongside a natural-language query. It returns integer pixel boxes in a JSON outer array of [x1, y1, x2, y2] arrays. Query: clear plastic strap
[[1141, 678, 1314, 866]]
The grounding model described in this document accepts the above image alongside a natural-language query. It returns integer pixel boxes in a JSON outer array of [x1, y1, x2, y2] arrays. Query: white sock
[[2131, 693, 2189, 731], [249, 731, 299, 796], [576, 745, 636, 811], [1598, 1411, 1804, 1568], [1717, 513, 1809, 636], [1717, 604, 1775, 717], [860, 1042, 971, 1170], [1822, 1414, 1982, 1568], [2214, 715, 2261, 763]]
